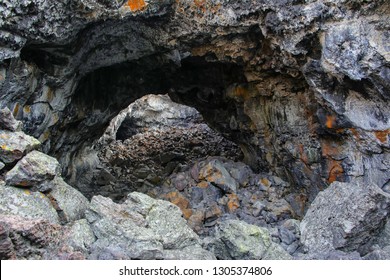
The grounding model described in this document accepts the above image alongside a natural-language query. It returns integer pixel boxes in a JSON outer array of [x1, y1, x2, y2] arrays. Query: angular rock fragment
[[363, 246, 390, 260], [48, 177, 89, 223], [199, 159, 238, 193], [206, 219, 291, 260], [0, 107, 22, 132], [64, 219, 96, 254], [300, 181, 390, 254], [0, 223, 15, 259], [0, 185, 60, 224], [0, 214, 62, 259], [376, 219, 390, 249], [0, 130, 40, 164], [86, 192, 213, 260], [5, 151, 60, 187]]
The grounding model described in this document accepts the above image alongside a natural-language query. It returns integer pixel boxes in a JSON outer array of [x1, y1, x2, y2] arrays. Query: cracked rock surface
[[0, 0, 390, 260]]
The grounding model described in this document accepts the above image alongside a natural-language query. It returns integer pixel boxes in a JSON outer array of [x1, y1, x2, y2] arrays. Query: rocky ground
[[1, 96, 389, 260]]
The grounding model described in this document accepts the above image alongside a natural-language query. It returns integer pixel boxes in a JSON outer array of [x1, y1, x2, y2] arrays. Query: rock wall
[[1, 0, 389, 208]]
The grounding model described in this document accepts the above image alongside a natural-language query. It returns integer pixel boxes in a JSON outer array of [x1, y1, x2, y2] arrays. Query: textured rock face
[[5, 150, 61, 187], [0, 1, 389, 207], [85, 192, 214, 260], [0, 107, 22, 132], [300, 181, 390, 254], [205, 219, 291, 260], [0, 0, 390, 208], [107, 94, 202, 141], [0, 130, 40, 164], [0, 185, 60, 224]]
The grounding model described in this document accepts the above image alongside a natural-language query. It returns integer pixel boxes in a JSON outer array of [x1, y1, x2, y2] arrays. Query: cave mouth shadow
[[67, 53, 252, 153], [91, 93, 245, 202], [61, 55, 262, 197]]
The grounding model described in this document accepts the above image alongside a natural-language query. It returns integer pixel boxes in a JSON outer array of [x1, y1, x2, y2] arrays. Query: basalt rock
[[5, 150, 61, 187], [0, 107, 22, 132], [0, 214, 96, 260], [0, 1, 388, 209], [85, 192, 214, 260], [105, 94, 202, 142], [205, 219, 291, 260], [0, 185, 60, 224], [300, 181, 390, 254], [0, 130, 40, 165], [0, 0, 390, 260]]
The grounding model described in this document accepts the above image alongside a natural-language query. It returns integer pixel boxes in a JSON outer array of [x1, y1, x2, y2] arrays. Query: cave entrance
[[60, 55, 262, 199], [55, 55, 302, 236], [92, 94, 243, 202]]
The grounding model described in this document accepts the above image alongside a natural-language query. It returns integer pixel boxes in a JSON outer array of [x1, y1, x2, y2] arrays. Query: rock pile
[[91, 95, 243, 201], [1, 103, 390, 259]]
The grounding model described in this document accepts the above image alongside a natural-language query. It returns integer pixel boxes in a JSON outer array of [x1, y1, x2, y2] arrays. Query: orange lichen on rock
[[321, 140, 340, 157], [194, 0, 206, 12], [126, 0, 147, 12], [374, 130, 389, 143], [325, 115, 336, 129], [227, 193, 240, 213], [327, 160, 344, 183], [260, 177, 271, 188], [197, 181, 209, 188], [164, 192, 193, 219]]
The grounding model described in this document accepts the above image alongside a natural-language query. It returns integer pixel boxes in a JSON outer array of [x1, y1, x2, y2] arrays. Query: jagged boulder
[[85, 192, 214, 260], [0, 215, 96, 260], [198, 159, 239, 194], [0, 130, 40, 164], [112, 94, 201, 141], [47, 176, 89, 223], [0, 107, 22, 132], [0, 214, 62, 259], [300, 181, 390, 254], [61, 219, 96, 255], [205, 219, 291, 260], [5, 151, 60, 187], [0, 185, 59, 224]]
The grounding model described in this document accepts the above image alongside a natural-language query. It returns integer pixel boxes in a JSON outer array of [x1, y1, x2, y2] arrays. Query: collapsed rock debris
[[0, 0, 389, 260]]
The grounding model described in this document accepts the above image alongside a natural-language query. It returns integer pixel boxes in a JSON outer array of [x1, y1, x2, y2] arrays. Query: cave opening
[[52, 54, 304, 238], [60, 55, 262, 195], [91, 93, 244, 203]]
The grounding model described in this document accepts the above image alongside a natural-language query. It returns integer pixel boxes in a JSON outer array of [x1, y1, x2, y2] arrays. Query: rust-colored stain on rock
[[164, 192, 193, 219], [194, 0, 207, 13], [374, 130, 389, 143], [299, 144, 308, 165], [321, 140, 340, 157], [327, 160, 343, 183], [234, 85, 251, 100], [127, 0, 147, 12], [325, 115, 336, 129], [227, 193, 240, 213], [260, 178, 271, 188], [197, 181, 209, 188], [194, 0, 206, 8]]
